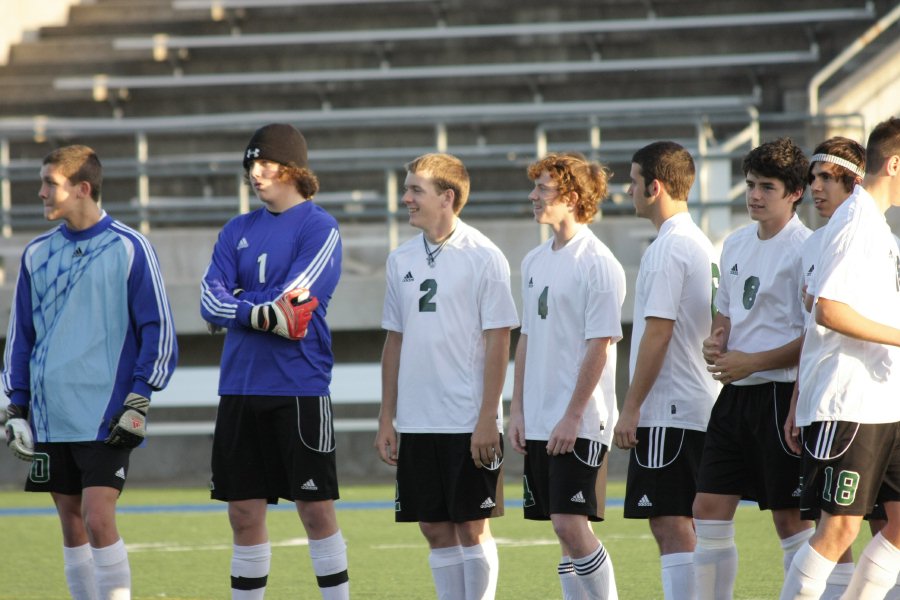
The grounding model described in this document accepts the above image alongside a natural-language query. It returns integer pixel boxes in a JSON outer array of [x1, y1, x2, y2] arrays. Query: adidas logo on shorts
[[115, 467, 126, 480], [301, 479, 318, 491], [638, 494, 653, 507], [480, 497, 496, 509], [792, 486, 802, 497], [570, 491, 586, 504], [402, 271, 415, 283]]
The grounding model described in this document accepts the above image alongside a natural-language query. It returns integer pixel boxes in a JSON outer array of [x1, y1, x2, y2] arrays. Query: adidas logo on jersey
[[729, 263, 739, 276], [480, 497, 496, 509], [528, 277, 534, 288], [73, 247, 84, 257], [570, 491, 586, 504], [402, 271, 415, 283], [237, 238, 249, 250], [115, 467, 126, 480], [638, 494, 653, 507], [301, 479, 318, 491]]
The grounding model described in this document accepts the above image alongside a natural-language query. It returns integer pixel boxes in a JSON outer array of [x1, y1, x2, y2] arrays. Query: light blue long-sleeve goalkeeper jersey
[[1, 213, 178, 442]]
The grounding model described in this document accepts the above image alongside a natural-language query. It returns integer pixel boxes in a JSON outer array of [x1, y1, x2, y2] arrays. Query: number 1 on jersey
[[257, 253, 267, 284]]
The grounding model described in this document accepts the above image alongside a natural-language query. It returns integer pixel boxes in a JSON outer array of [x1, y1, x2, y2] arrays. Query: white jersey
[[382, 220, 519, 433], [800, 227, 826, 306], [715, 214, 810, 385], [520, 226, 626, 445], [630, 212, 720, 431], [796, 186, 900, 426]]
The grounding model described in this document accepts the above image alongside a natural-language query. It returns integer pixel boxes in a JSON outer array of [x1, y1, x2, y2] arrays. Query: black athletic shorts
[[522, 438, 607, 522], [25, 441, 131, 495], [210, 395, 339, 504], [696, 381, 803, 510], [624, 427, 705, 519], [395, 432, 504, 523], [799, 420, 900, 517]]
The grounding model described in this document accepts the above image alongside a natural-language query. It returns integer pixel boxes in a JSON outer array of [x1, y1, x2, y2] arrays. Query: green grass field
[[0, 482, 874, 599]]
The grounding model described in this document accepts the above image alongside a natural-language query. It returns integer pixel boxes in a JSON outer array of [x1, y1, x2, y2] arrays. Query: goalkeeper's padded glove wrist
[[105, 393, 150, 448], [5, 404, 34, 461], [249, 288, 318, 340]]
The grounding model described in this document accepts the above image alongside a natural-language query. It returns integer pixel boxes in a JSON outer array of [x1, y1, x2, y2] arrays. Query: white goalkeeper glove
[[250, 288, 318, 340], [5, 403, 34, 461], [105, 393, 150, 448]]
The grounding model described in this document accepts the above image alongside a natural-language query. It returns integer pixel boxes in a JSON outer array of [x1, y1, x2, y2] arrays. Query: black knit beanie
[[243, 123, 308, 170]]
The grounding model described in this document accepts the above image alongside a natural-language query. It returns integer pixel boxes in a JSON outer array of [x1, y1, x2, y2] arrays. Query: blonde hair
[[405, 153, 470, 214]]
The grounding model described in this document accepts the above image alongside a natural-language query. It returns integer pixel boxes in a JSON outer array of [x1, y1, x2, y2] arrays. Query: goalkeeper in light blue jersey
[[2, 144, 177, 599]]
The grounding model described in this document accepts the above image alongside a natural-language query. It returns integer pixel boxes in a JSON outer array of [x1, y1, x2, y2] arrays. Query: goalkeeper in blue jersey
[[2, 144, 178, 599], [200, 123, 348, 600]]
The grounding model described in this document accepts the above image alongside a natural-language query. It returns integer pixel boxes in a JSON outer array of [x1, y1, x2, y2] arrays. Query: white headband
[[810, 153, 865, 178]]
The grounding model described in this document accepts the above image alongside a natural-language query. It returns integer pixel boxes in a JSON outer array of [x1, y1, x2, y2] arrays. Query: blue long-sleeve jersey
[[200, 201, 342, 396], [2, 214, 178, 442]]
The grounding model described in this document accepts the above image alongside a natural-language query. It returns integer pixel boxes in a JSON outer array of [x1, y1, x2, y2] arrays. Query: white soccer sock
[[782, 528, 815, 576], [573, 543, 618, 600], [231, 542, 271, 600], [822, 561, 854, 600], [779, 542, 835, 600], [559, 556, 586, 600], [63, 543, 99, 600], [91, 538, 130, 600], [843, 532, 900, 600], [661, 552, 694, 600], [694, 519, 737, 600], [429, 545, 466, 600], [309, 530, 350, 600], [462, 538, 498, 600]]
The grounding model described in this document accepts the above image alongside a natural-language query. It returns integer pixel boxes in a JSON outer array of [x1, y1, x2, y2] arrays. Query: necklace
[[423, 229, 455, 268]]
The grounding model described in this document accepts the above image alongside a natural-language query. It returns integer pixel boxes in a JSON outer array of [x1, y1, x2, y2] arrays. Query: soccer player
[[200, 123, 348, 600], [789, 136, 866, 599], [375, 152, 518, 600], [2, 145, 177, 600], [693, 137, 813, 599], [613, 141, 719, 600], [509, 152, 626, 600], [780, 118, 900, 599]]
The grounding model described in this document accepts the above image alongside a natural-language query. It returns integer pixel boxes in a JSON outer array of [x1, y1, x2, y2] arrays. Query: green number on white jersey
[[538, 286, 549, 320], [742, 275, 760, 310], [419, 279, 437, 312], [711, 263, 720, 317]]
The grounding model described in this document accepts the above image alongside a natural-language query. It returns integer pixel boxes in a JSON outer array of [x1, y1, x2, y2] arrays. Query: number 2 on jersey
[[419, 279, 437, 312]]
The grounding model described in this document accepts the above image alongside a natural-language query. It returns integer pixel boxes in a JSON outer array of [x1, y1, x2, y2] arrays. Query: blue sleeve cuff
[[131, 380, 154, 399]]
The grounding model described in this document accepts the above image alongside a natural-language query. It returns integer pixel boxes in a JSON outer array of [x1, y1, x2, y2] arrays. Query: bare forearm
[[479, 328, 511, 422], [379, 331, 402, 425], [567, 337, 611, 419], [622, 319, 673, 411], [816, 298, 900, 347]]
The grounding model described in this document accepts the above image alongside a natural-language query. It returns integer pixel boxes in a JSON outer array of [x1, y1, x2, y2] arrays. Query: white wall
[[0, 0, 79, 64]]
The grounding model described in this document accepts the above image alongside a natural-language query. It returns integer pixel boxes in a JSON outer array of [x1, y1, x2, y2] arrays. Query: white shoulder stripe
[[111, 222, 176, 389], [287, 228, 340, 291]]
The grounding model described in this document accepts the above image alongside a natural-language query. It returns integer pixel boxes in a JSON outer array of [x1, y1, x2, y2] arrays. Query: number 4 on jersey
[[538, 286, 549, 319]]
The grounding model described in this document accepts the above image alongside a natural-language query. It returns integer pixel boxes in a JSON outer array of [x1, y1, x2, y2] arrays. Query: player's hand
[[105, 393, 150, 448], [784, 384, 802, 455], [206, 321, 223, 335], [507, 411, 527, 455], [707, 350, 755, 385], [471, 418, 501, 469], [702, 327, 727, 365], [5, 404, 34, 461], [375, 422, 399, 466], [250, 288, 318, 340], [613, 404, 640, 450], [547, 414, 579, 456]]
